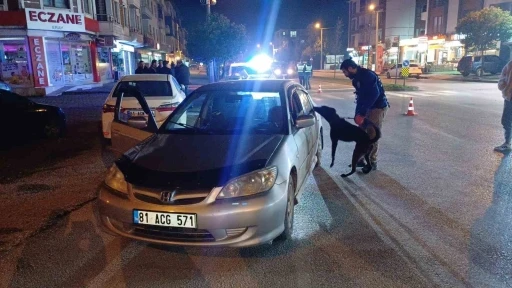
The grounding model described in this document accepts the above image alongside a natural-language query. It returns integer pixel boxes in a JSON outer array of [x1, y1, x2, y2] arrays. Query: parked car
[[227, 63, 276, 80], [101, 74, 186, 140], [271, 61, 295, 79], [386, 63, 423, 79], [0, 90, 66, 140], [98, 79, 323, 247], [457, 55, 506, 77], [0, 80, 12, 91]]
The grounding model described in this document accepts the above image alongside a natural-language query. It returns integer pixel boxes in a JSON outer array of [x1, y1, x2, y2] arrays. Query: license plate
[[127, 110, 155, 117], [133, 210, 197, 228]]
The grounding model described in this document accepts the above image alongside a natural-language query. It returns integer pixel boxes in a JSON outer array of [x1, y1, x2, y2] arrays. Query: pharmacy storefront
[[0, 8, 100, 95]]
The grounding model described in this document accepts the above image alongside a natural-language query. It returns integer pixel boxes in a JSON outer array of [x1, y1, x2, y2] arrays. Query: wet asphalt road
[[0, 77, 510, 287]]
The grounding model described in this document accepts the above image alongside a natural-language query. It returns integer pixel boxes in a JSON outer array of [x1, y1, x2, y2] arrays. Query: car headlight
[[287, 68, 294, 75], [274, 69, 282, 75], [217, 167, 278, 199], [105, 164, 128, 194]]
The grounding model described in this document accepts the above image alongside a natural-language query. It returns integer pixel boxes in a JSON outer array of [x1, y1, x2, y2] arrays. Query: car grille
[[132, 185, 211, 205], [132, 224, 215, 242]]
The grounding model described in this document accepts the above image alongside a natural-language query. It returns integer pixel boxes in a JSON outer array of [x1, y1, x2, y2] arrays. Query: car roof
[[119, 74, 173, 81], [194, 80, 297, 93]]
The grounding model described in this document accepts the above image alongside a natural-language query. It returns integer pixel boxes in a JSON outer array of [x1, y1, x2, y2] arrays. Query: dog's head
[[313, 106, 339, 122]]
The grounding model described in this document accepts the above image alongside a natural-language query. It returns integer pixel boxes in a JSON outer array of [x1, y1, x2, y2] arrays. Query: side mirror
[[295, 114, 315, 129]]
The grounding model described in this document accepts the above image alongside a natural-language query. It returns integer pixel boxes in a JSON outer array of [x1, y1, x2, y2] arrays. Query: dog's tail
[[365, 119, 381, 144]]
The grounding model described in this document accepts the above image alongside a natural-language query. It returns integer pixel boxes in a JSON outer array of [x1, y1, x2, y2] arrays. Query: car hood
[[117, 133, 284, 189]]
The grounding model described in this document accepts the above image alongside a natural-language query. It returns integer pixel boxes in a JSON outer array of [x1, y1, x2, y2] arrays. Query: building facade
[[347, 0, 512, 72], [0, 0, 185, 95], [347, 0, 387, 72], [273, 29, 307, 65]]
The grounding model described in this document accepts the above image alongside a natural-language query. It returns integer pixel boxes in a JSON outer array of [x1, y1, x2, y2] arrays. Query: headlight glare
[[287, 68, 294, 75], [217, 167, 278, 199], [274, 69, 282, 75], [105, 164, 128, 194]]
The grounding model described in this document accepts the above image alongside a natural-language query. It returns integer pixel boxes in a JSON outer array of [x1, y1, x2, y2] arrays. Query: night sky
[[173, 0, 348, 45]]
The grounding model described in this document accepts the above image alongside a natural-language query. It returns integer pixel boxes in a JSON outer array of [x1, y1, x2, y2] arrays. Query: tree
[[301, 22, 321, 60], [326, 17, 344, 55], [456, 7, 512, 54], [187, 13, 248, 63]]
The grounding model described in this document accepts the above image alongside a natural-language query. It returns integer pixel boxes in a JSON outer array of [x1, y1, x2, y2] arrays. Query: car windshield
[[161, 90, 285, 135], [113, 80, 172, 97]]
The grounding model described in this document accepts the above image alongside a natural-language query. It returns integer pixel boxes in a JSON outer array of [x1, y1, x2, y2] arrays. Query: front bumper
[[97, 181, 288, 247]]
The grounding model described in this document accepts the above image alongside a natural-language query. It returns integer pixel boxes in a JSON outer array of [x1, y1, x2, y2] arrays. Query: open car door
[[111, 86, 158, 155]]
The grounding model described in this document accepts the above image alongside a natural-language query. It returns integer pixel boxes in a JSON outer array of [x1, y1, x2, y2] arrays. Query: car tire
[[275, 176, 295, 242], [44, 118, 62, 138], [386, 72, 391, 79], [416, 75, 420, 79], [461, 72, 470, 77]]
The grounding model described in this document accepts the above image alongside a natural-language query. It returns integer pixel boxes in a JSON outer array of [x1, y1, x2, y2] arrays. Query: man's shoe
[[494, 143, 512, 153]]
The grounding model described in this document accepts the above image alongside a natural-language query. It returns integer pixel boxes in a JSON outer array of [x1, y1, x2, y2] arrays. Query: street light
[[269, 42, 275, 60], [315, 22, 332, 70], [369, 3, 383, 72]]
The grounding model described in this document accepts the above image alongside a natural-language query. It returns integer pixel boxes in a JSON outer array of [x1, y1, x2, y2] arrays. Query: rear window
[[113, 81, 172, 97], [410, 64, 419, 67]]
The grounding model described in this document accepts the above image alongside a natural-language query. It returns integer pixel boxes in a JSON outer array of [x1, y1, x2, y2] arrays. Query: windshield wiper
[[166, 120, 214, 134]]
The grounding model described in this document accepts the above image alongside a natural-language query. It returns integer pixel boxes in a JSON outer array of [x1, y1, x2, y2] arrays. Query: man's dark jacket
[[351, 67, 389, 116], [175, 64, 190, 85]]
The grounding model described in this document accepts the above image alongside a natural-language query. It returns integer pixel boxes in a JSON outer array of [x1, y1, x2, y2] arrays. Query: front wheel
[[275, 176, 295, 242], [44, 118, 63, 138]]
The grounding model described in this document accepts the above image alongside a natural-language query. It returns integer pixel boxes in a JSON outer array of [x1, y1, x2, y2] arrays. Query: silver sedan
[[98, 80, 323, 247]]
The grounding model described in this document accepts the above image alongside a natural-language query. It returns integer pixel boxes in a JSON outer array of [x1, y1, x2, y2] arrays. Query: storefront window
[[45, 39, 94, 85], [97, 47, 112, 82], [112, 52, 125, 73], [46, 41, 64, 85], [0, 39, 32, 87]]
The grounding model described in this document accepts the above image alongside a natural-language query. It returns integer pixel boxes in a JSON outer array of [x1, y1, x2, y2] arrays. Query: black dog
[[313, 105, 381, 177]]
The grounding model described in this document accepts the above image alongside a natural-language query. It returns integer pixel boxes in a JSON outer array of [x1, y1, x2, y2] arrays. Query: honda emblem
[[160, 191, 174, 203]]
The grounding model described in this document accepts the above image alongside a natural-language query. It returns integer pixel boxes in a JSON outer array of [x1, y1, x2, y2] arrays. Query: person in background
[[170, 61, 176, 77], [296, 61, 305, 86], [146, 60, 158, 74], [135, 61, 145, 74], [175, 60, 190, 95], [304, 60, 313, 90], [160, 61, 172, 75], [495, 59, 512, 152], [157, 60, 164, 73]]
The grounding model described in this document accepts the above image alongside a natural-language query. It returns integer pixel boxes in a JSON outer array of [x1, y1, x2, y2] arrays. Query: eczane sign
[[25, 8, 86, 32]]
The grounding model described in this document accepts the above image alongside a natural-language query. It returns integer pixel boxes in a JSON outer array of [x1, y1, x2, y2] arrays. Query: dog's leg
[[361, 151, 373, 174], [330, 139, 338, 168], [341, 150, 365, 177]]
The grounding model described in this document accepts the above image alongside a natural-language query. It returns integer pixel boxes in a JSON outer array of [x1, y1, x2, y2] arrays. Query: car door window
[[289, 91, 305, 123]]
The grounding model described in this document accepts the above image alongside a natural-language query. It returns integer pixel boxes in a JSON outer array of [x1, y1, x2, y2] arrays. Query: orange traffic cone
[[318, 84, 322, 93], [405, 97, 417, 116]]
